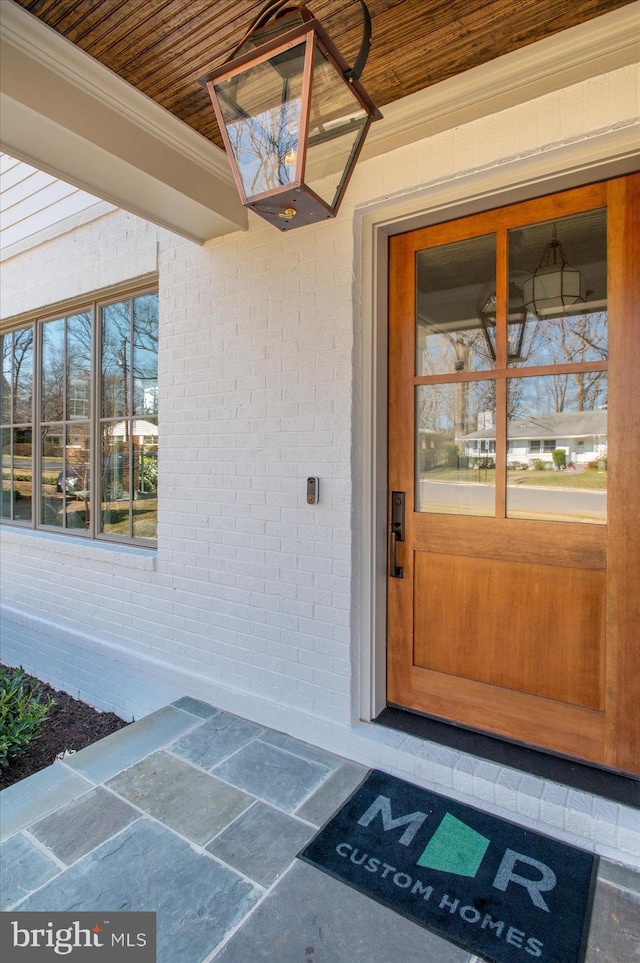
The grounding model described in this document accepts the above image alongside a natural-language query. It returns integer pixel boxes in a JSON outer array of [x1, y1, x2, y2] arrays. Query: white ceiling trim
[[0, 1, 247, 242], [1, 1, 638, 243]]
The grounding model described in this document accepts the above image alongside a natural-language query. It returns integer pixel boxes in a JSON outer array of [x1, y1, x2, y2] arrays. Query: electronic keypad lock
[[307, 476, 319, 505]]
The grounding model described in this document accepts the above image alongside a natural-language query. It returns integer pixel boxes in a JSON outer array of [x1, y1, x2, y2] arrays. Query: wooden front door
[[387, 175, 640, 775]]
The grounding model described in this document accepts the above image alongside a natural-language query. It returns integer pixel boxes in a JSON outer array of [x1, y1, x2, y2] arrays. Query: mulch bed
[[0, 668, 130, 791]]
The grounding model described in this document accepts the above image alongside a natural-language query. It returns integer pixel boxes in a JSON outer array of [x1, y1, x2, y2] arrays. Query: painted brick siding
[[1, 64, 639, 732], [0, 209, 160, 319], [156, 221, 355, 722]]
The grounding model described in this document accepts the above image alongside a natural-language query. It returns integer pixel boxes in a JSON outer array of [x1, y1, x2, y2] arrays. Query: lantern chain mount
[[227, 0, 373, 82]]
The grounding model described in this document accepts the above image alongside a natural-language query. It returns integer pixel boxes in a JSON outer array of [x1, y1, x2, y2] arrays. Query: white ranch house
[[461, 409, 608, 468]]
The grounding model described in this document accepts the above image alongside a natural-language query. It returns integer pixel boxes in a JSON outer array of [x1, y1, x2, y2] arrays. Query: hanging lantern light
[[523, 224, 586, 317], [476, 272, 532, 363], [198, 1, 382, 231]]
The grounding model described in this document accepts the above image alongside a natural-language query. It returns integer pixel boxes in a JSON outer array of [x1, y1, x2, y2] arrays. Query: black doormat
[[299, 770, 598, 963]]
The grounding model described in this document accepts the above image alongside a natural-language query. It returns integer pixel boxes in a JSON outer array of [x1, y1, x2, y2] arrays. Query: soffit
[[1, 0, 638, 243], [11, 0, 634, 150]]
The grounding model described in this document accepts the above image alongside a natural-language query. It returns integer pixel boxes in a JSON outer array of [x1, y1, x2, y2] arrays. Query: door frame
[[354, 133, 639, 728]]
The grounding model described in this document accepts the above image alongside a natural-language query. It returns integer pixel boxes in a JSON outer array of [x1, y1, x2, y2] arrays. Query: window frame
[[1, 282, 158, 547]]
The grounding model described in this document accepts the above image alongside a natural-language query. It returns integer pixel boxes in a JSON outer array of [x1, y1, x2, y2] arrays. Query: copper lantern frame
[[198, 3, 382, 230]]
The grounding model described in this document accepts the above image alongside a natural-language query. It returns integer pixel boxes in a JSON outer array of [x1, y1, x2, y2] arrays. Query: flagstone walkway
[[1, 698, 639, 962]]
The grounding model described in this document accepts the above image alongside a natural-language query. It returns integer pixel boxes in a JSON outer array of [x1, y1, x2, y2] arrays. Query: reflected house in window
[[416, 429, 448, 471], [112, 419, 158, 446], [460, 409, 607, 469]]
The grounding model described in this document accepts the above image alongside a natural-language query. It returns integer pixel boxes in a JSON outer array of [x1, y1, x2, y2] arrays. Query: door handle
[[389, 491, 405, 578]]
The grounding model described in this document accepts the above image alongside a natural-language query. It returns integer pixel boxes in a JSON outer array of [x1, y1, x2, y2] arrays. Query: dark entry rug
[[299, 769, 598, 963]]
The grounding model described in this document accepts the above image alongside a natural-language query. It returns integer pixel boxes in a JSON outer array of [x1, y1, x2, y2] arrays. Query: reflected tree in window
[[1, 328, 34, 522], [100, 293, 158, 540]]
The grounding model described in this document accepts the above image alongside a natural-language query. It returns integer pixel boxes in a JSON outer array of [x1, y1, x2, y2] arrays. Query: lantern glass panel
[[304, 43, 369, 208], [213, 43, 307, 200]]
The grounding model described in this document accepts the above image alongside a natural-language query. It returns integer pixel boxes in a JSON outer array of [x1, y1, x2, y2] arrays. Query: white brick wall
[[155, 215, 357, 723], [0, 208, 161, 317], [1, 63, 639, 855]]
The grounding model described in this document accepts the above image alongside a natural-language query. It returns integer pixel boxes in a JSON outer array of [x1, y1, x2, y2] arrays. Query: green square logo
[[416, 812, 490, 877]]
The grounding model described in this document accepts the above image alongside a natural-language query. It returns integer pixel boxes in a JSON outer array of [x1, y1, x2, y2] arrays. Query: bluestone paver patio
[[1, 698, 638, 962]]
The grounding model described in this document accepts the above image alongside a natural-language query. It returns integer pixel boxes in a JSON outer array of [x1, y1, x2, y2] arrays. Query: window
[[1, 287, 158, 545], [414, 204, 607, 524]]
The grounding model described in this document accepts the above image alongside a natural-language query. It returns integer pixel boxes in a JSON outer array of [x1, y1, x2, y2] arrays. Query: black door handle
[[389, 491, 405, 578]]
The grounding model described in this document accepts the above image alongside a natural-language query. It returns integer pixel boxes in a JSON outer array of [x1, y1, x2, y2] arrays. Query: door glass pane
[[508, 208, 607, 367], [416, 234, 496, 375], [416, 382, 496, 515], [506, 374, 607, 523]]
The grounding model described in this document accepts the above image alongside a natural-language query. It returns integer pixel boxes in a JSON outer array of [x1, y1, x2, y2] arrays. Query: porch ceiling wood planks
[[12, 0, 634, 151]]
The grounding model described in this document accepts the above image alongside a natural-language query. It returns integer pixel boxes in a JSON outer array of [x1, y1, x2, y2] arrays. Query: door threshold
[[376, 705, 640, 809]]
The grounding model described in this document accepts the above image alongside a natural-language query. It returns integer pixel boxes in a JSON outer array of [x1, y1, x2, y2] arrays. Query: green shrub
[[552, 448, 566, 470], [444, 444, 461, 468], [531, 459, 547, 471], [140, 455, 158, 492], [0, 666, 55, 769]]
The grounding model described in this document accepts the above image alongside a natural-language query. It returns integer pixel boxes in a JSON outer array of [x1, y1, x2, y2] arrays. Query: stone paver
[[2, 694, 637, 963], [30, 787, 139, 864], [169, 710, 263, 770], [63, 705, 201, 783], [0, 763, 91, 840], [212, 739, 330, 812], [213, 859, 470, 963], [15, 819, 262, 963], [296, 761, 368, 826], [106, 750, 253, 844], [259, 730, 345, 769], [206, 801, 316, 887], [172, 696, 221, 719], [585, 878, 640, 962], [1, 834, 59, 909]]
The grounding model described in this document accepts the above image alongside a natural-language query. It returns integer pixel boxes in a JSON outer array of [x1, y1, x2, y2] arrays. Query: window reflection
[[1, 329, 33, 522], [506, 375, 607, 523], [215, 47, 305, 198], [416, 383, 496, 515], [416, 234, 496, 376], [40, 313, 91, 532], [67, 313, 92, 420], [100, 294, 158, 540], [102, 302, 131, 419], [132, 294, 159, 416], [508, 209, 607, 367], [2, 290, 157, 544], [41, 318, 65, 422]]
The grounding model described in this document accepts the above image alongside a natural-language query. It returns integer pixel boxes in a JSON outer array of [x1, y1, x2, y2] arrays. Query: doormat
[[298, 769, 598, 963]]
